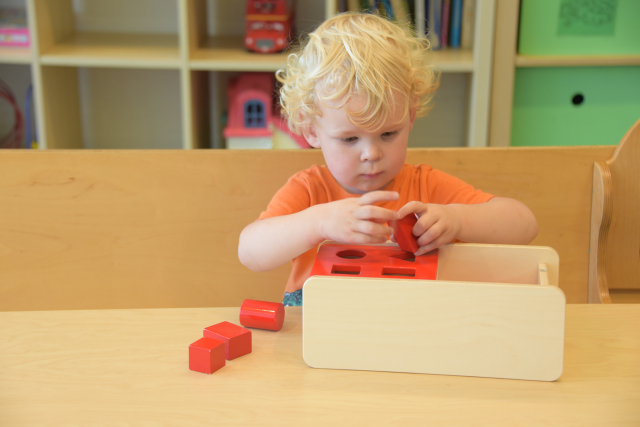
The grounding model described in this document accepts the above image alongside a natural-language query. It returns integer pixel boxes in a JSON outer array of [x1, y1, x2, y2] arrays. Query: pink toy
[[309, 243, 438, 281], [204, 321, 252, 360], [223, 72, 310, 149], [240, 299, 285, 331], [391, 213, 420, 253], [189, 337, 226, 374]]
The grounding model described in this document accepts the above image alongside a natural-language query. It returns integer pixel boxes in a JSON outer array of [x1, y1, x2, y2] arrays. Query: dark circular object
[[336, 250, 367, 259], [572, 94, 584, 106]]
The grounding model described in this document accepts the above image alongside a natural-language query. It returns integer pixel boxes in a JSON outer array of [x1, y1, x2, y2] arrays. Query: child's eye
[[340, 137, 358, 143], [381, 131, 399, 139]]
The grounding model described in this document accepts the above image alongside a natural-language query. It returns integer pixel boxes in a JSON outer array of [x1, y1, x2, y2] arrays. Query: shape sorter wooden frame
[[303, 242, 565, 382]]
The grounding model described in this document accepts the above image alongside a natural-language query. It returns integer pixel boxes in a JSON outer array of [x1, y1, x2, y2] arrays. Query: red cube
[[189, 337, 226, 374], [240, 299, 285, 331], [203, 321, 252, 360], [391, 213, 420, 253]]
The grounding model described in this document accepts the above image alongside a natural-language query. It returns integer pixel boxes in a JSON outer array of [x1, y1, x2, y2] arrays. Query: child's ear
[[409, 108, 417, 131], [303, 124, 321, 148]]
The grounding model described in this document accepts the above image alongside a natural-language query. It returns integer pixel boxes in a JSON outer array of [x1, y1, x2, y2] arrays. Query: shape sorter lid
[[309, 244, 438, 280]]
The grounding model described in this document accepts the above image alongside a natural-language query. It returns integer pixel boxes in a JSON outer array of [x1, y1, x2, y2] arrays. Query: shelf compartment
[[516, 54, 640, 68], [33, 0, 181, 69], [39, 65, 183, 149], [39, 32, 180, 69]]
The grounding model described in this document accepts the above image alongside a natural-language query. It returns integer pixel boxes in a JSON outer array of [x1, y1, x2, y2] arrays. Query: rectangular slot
[[382, 267, 416, 277], [331, 264, 361, 275]]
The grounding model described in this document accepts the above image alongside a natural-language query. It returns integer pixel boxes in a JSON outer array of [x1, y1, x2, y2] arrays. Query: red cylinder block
[[239, 299, 285, 331]]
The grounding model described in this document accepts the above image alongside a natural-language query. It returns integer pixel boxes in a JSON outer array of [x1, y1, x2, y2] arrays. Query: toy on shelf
[[223, 72, 310, 150], [204, 321, 252, 360], [303, 242, 566, 382], [240, 299, 285, 331], [0, 8, 29, 47], [189, 337, 226, 374], [245, 0, 295, 54]]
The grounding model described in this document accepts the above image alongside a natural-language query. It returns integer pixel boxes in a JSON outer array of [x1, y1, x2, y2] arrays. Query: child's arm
[[239, 191, 400, 272], [396, 197, 538, 256]]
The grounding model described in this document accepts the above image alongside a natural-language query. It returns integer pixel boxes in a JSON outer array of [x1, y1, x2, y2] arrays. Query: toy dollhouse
[[223, 72, 309, 149]]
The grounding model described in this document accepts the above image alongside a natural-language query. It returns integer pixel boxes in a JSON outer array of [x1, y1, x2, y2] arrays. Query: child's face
[[304, 93, 414, 194]]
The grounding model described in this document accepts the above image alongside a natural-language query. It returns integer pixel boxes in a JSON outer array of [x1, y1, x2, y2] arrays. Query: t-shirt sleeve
[[258, 173, 312, 220], [426, 168, 494, 205]]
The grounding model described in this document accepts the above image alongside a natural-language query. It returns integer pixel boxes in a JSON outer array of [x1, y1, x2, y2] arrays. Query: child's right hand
[[315, 191, 399, 245]]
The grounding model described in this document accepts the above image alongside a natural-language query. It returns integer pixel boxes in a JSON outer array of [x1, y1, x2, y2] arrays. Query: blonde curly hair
[[276, 12, 440, 135]]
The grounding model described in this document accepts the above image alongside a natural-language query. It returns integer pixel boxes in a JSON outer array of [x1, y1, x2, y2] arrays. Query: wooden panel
[[488, 0, 519, 147], [0, 147, 613, 311], [303, 271, 566, 381], [0, 47, 32, 64], [467, 0, 496, 147], [604, 120, 640, 290], [437, 244, 559, 287], [31, 0, 75, 53], [40, 66, 82, 149], [39, 33, 181, 69]]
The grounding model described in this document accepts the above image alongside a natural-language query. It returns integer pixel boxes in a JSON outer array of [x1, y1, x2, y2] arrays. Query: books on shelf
[[425, 0, 472, 50], [338, 0, 410, 24], [335, 0, 475, 52]]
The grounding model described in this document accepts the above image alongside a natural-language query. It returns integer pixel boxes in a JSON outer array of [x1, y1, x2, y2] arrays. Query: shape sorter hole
[[381, 267, 416, 277], [336, 250, 366, 259], [389, 253, 415, 262], [331, 264, 361, 275]]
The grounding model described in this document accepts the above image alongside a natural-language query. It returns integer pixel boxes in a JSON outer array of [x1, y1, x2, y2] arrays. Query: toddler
[[238, 12, 538, 306]]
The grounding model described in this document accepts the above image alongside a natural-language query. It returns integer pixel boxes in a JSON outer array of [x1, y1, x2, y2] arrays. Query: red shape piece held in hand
[[189, 337, 226, 374], [204, 321, 252, 360], [391, 213, 420, 253], [240, 299, 285, 332]]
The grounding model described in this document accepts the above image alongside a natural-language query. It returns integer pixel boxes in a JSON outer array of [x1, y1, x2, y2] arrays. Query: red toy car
[[245, 0, 294, 53]]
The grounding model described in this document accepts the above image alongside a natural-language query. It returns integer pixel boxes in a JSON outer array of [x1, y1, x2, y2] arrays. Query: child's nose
[[361, 143, 382, 162]]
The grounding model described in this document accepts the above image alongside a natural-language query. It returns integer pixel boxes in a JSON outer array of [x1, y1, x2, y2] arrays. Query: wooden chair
[[589, 118, 640, 303]]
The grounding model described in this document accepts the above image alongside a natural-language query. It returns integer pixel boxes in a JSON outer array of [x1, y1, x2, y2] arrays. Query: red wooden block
[[391, 213, 420, 253], [309, 243, 438, 281], [239, 299, 285, 332], [204, 321, 252, 360], [189, 337, 226, 374]]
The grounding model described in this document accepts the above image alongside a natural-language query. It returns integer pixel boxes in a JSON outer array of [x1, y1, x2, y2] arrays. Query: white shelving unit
[[0, 0, 495, 149]]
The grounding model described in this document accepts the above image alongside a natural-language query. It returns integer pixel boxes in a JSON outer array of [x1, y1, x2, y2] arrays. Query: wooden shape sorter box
[[303, 242, 565, 382]]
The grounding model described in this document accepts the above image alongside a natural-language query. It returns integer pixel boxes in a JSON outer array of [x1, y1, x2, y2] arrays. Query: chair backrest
[[589, 118, 640, 303]]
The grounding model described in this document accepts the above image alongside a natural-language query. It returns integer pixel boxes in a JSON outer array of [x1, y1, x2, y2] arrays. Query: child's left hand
[[395, 201, 462, 256]]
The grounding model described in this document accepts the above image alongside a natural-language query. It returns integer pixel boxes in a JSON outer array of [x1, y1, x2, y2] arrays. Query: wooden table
[[1, 306, 639, 426]]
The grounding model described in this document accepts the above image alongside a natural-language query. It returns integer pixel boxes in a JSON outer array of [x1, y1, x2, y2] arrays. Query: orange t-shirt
[[258, 163, 494, 294]]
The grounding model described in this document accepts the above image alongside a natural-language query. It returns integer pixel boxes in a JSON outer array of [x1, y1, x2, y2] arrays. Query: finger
[[413, 212, 439, 237], [416, 222, 442, 247], [354, 205, 398, 222], [358, 191, 399, 206], [350, 231, 389, 245], [354, 220, 394, 237], [415, 234, 449, 256], [396, 201, 427, 220]]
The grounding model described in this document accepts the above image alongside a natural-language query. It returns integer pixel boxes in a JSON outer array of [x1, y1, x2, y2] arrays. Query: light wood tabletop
[[1, 305, 639, 426]]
